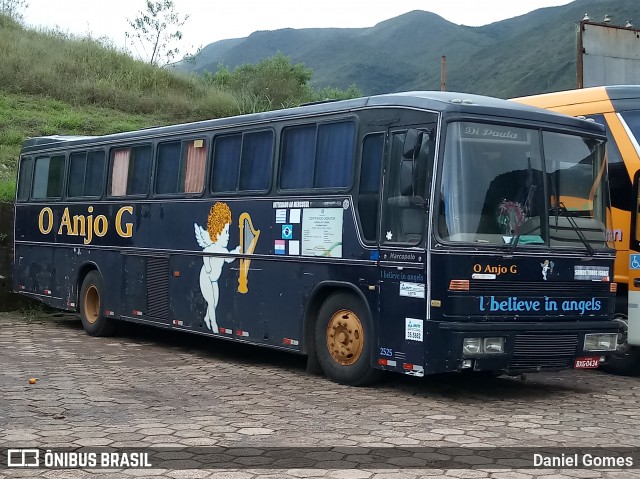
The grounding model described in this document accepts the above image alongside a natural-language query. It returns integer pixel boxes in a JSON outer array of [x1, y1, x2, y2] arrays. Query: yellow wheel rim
[[326, 309, 364, 366], [84, 285, 100, 324]]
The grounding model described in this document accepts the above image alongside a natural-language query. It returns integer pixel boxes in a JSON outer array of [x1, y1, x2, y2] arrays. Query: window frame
[[210, 127, 275, 196], [154, 136, 209, 198], [16, 156, 33, 203], [32, 153, 66, 201], [66, 148, 106, 200], [277, 117, 357, 193], [107, 142, 153, 199]]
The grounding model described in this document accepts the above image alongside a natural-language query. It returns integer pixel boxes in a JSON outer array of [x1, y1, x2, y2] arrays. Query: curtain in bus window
[[111, 148, 130, 196], [156, 142, 181, 194], [239, 131, 272, 191], [127, 146, 151, 195], [213, 134, 241, 192], [314, 122, 355, 188], [184, 140, 206, 193], [281, 125, 315, 189], [85, 151, 105, 197]]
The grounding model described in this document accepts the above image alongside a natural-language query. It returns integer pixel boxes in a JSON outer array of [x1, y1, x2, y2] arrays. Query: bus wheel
[[601, 315, 640, 376], [79, 271, 115, 337], [315, 292, 382, 386]]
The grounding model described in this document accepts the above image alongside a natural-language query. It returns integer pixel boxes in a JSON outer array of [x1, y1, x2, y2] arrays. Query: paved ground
[[1, 310, 640, 478]]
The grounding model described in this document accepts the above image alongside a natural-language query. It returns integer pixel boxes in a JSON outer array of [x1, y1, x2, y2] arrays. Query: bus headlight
[[483, 337, 505, 354], [463, 338, 482, 355], [584, 333, 618, 352]]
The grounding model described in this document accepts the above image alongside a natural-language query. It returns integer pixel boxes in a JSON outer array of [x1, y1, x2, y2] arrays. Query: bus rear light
[[133, 310, 143, 316], [172, 320, 183, 326], [283, 338, 299, 346], [449, 280, 470, 291], [105, 310, 114, 316], [610, 282, 617, 293], [173, 271, 180, 277], [236, 330, 249, 337], [219, 328, 233, 335], [403, 363, 414, 370], [378, 359, 397, 367], [44, 289, 51, 295]]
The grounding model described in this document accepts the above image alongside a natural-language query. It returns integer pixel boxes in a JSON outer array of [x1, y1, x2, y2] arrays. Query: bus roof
[[513, 85, 640, 113], [21, 90, 605, 152]]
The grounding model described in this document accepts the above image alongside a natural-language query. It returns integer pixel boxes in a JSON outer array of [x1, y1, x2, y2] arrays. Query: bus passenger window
[[68, 151, 105, 198], [212, 134, 241, 192], [157, 139, 206, 195], [281, 121, 355, 190], [33, 155, 65, 199], [281, 125, 315, 189], [109, 145, 151, 197], [314, 122, 355, 188], [239, 131, 273, 191], [16, 157, 33, 202]]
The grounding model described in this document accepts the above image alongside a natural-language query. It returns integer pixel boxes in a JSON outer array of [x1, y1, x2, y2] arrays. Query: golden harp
[[238, 212, 260, 293]]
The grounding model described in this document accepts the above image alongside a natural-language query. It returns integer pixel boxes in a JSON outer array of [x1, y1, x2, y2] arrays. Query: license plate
[[574, 357, 600, 369]]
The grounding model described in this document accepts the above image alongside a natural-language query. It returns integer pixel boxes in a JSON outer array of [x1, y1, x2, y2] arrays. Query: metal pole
[[441, 55, 446, 92]]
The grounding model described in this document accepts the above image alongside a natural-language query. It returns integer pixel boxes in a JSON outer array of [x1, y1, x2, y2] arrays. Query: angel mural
[[194, 202, 240, 333]]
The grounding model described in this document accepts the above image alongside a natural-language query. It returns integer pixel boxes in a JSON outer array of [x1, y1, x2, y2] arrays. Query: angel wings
[[194, 223, 212, 249]]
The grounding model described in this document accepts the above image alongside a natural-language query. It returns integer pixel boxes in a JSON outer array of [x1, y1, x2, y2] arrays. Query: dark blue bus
[[13, 91, 619, 385]]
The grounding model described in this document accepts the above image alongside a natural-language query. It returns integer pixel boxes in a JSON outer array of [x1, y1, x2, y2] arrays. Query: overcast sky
[[23, 0, 576, 59]]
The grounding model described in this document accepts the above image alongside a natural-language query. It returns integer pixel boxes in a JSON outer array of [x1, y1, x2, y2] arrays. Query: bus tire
[[79, 271, 115, 337], [601, 315, 640, 376], [601, 347, 640, 376], [315, 291, 382, 386]]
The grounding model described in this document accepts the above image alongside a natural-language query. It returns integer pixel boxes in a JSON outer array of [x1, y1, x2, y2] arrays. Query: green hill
[[177, 0, 638, 97]]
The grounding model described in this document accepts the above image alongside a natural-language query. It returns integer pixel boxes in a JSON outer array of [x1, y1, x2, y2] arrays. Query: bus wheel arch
[[306, 284, 382, 385], [79, 269, 115, 337]]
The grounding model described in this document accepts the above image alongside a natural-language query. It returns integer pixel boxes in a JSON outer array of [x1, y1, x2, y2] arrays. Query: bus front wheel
[[601, 315, 640, 375], [315, 292, 382, 386], [79, 271, 115, 337]]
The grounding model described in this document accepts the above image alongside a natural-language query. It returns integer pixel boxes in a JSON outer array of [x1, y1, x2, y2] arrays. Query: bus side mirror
[[403, 129, 423, 158]]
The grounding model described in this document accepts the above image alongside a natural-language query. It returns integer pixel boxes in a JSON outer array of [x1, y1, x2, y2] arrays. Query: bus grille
[[147, 257, 169, 319], [509, 334, 578, 370]]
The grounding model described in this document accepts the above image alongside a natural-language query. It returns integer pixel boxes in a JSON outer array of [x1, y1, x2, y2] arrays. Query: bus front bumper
[[430, 320, 619, 375]]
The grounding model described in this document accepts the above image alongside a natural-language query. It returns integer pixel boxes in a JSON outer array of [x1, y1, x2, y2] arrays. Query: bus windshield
[[438, 121, 610, 250]]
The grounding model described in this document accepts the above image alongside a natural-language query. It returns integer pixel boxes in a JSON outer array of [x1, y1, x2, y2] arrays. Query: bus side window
[[212, 130, 273, 194], [16, 157, 33, 202], [156, 139, 207, 195], [68, 150, 105, 198], [109, 145, 151, 197], [358, 133, 384, 242], [280, 121, 355, 190], [33, 155, 65, 200]]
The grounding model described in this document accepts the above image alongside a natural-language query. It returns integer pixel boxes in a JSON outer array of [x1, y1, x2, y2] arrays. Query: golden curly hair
[[207, 202, 232, 242]]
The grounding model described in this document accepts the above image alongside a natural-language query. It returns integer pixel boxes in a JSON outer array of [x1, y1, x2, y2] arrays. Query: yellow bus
[[514, 86, 640, 374]]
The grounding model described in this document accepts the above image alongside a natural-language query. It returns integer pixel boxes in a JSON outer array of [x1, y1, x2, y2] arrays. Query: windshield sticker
[[399, 282, 425, 299], [405, 318, 423, 342], [541, 260, 554, 280], [574, 265, 610, 281], [479, 295, 601, 315]]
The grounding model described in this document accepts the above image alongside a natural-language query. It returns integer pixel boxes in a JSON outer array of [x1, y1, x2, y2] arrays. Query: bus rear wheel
[[315, 292, 382, 386], [79, 271, 115, 337]]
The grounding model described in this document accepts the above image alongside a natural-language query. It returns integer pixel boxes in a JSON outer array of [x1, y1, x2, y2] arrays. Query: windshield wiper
[[552, 202, 594, 256]]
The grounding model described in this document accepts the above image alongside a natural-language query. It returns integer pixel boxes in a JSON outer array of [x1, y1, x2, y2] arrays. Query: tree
[[126, 0, 188, 66], [0, 0, 28, 21]]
